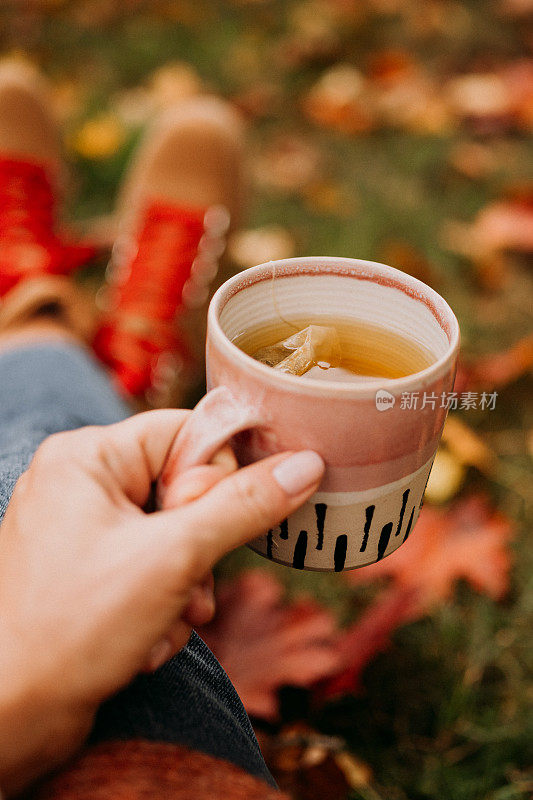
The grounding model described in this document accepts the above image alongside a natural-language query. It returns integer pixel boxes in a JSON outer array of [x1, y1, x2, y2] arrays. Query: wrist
[[0, 628, 93, 796]]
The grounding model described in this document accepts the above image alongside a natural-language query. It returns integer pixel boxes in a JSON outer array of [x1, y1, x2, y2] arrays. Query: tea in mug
[[233, 316, 434, 381]]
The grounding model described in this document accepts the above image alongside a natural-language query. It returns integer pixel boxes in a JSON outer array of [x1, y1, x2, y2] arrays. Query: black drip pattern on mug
[[334, 535, 347, 572], [292, 530, 308, 569], [377, 521, 393, 561], [360, 504, 375, 552], [315, 503, 327, 550], [419, 461, 434, 510], [395, 490, 410, 536], [264, 465, 429, 569], [266, 529, 273, 559], [403, 506, 415, 542]]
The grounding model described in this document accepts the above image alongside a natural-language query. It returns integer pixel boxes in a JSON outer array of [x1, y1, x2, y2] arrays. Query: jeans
[[0, 343, 275, 787]]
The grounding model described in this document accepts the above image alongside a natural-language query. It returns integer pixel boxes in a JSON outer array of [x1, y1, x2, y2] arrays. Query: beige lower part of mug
[[248, 453, 436, 571]]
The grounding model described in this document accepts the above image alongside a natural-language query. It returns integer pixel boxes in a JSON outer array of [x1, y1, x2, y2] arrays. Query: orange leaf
[[199, 571, 342, 720], [323, 585, 418, 698], [345, 494, 513, 611], [469, 334, 533, 390], [302, 65, 376, 134]]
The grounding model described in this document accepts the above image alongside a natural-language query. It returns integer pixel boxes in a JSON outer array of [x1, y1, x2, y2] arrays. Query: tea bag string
[[269, 261, 300, 333]]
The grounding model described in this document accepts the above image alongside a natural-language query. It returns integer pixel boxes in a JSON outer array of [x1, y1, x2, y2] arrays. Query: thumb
[[153, 450, 325, 574]]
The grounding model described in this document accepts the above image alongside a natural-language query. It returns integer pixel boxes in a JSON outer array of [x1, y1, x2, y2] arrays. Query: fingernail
[[148, 638, 173, 671], [273, 451, 325, 496]]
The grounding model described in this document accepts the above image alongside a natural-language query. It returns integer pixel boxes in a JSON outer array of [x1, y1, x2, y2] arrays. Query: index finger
[[153, 449, 325, 577]]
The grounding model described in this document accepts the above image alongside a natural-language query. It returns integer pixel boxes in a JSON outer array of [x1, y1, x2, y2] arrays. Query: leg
[[0, 336, 130, 523], [0, 64, 274, 788], [0, 334, 275, 787]]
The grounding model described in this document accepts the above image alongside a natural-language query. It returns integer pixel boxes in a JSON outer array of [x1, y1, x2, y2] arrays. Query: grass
[[1, 1, 531, 797]]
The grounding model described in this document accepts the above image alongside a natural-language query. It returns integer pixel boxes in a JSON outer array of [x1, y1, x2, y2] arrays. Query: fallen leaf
[[441, 415, 497, 474], [148, 61, 202, 109], [253, 134, 323, 193], [228, 226, 296, 268], [71, 114, 126, 160], [365, 51, 452, 133], [424, 448, 467, 504], [445, 73, 512, 125], [334, 750, 372, 789], [499, 0, 533, 15], [303, 180, 356, 216], [467, 334, 533, 390], [323, 585, 418, 697], [378, 240, 435, 284], [440, 188, 533, 287], [258, 722, 369, 800], [224, 38, 263, 83], [468, 194, 533, 255], [367, 48, 420, 86], [303, 64, 376, 134], [448, 141, 499, 180], [198, 570, 341, 720], [232, 82, 282, 119], [500, 60, 533, 131], [377, 76, 452, 133], [50, 78, 85, 123], [286, 1, 341, 62], [344, 495, 513, 611]]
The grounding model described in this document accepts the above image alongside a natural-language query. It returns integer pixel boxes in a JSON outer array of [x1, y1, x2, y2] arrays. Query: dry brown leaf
[[228, 226, 296, 268], [259, 722, 366, 800], [445, 73, 512, 122], [378, 240, 435, 284], [303, 64, 376, 134], [232, 82, 282, 119], [303, 180, 356, 216], [500, 59, 533, 130], [441, 415, 497, 474], [253, 134, 323, 193], [448, 141, 499, 180]]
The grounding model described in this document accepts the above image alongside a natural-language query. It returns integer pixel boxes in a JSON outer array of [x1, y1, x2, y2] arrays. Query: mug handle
[[159, 385, 266, 495]]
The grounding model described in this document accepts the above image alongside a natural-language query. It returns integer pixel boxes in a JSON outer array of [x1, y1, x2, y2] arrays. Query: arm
[[0, 409, 324, 795]]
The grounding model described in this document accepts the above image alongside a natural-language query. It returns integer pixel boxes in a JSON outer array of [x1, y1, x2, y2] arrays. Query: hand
[[0, 409, 324, 795]]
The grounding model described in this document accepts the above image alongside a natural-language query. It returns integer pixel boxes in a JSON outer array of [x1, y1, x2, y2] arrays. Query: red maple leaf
[[322, 494, 513, 697], [345, 494, 513, 610], [198, 570, 342, 720], [322, 584, 418, 698]]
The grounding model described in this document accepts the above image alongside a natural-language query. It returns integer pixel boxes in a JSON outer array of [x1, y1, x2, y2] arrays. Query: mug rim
[[208, 257, 460, 399]]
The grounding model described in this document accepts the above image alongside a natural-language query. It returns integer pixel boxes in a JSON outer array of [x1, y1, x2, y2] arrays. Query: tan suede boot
[[93, 96, 246, 407], [0, 60, 96, 340]]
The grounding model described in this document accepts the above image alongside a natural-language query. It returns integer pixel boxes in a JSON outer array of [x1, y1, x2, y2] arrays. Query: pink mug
[[161, 257, 460, 571]]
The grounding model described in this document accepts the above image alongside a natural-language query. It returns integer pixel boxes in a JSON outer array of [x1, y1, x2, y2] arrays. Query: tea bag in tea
[[253, 325, 341, 376], [251, 341, 288, 367]]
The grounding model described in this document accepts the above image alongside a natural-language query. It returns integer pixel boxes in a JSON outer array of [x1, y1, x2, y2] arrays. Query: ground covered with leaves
[[1, 1, 532, 798]]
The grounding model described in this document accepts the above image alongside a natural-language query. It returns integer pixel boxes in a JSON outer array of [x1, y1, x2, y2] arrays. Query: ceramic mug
[[161, 257, 460, 572]]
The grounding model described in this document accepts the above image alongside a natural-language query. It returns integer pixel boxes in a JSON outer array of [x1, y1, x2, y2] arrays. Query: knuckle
[[233, 470, 273, 525], [33, 433, 65, 466], [33, 427, 104, 470]]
